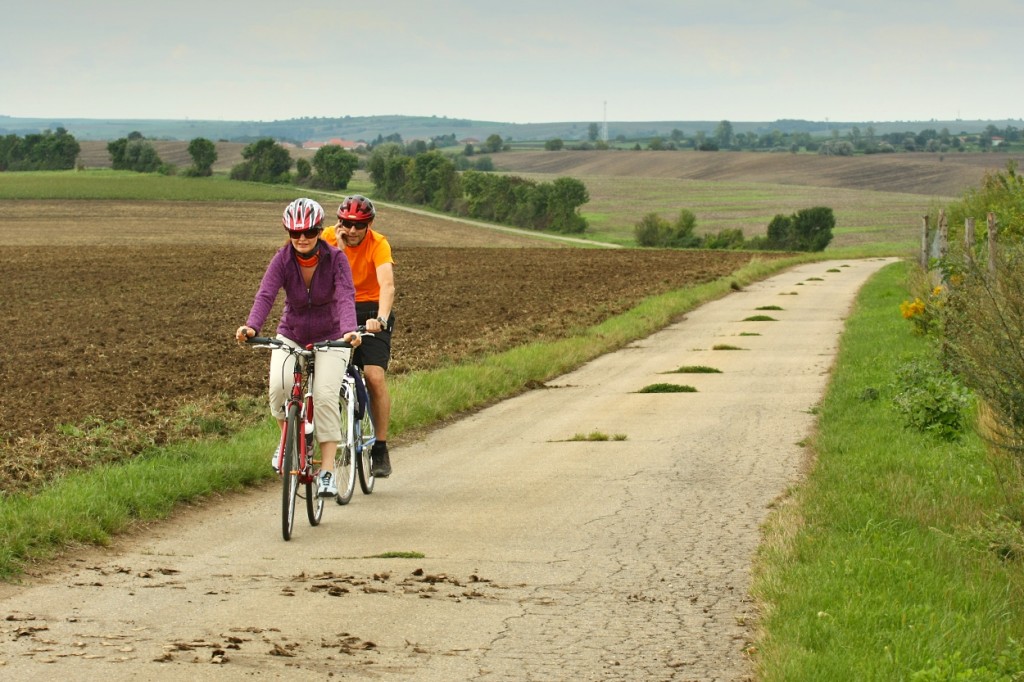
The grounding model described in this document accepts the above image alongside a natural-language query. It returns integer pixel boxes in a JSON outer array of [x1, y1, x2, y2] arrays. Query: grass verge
[[752, 260, 1024, 679]]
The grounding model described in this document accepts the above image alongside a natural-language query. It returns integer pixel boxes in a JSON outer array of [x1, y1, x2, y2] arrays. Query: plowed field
[[0, 200, 769, 493]]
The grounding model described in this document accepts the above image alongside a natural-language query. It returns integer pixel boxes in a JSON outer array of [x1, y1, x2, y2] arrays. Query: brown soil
[[0, 199, 767, 492], [492, 149, 1023, 196]]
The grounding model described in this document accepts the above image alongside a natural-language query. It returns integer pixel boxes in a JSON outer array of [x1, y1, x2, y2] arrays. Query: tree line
[[545, 120, 1023, 155], [635, 206, 834, 252], [366, 143, 588, 233], [0, 128, 80, 171]]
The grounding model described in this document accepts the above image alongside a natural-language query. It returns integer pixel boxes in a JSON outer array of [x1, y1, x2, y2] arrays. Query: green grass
[[637, 383, 697, 393], [0, 169, 373, 204], [668, 365, 722, 374], [752, 260, 1024, 679], [0, 428, 270, 573], [552, 173, 937, 251], [366, 551, 425, 559], [743, 315, 778, 321], [713, 343, 746, 350], [564, 431, 628, 442], [0, 170, 303, 201]]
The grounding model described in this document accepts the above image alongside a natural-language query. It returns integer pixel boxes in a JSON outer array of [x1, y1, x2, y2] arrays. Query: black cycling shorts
[[355, 301, 393, 371]]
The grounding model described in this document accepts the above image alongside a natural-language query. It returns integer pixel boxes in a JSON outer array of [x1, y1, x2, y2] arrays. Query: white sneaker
[[317, 470, 337, 498], [271, 445, 281, 473]]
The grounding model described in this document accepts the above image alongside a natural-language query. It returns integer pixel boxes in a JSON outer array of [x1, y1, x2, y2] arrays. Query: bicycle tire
[[305, 440, 325, 525], [357, 400, 376, 495], [335, 381, 357, 505], [282, 404, 300, 541]]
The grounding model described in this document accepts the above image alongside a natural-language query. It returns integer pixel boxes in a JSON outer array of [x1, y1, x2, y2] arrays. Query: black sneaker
[[370, 442, 391, 478]]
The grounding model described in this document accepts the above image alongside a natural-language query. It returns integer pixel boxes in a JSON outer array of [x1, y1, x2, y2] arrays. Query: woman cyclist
[[235, 198, 361, 498]]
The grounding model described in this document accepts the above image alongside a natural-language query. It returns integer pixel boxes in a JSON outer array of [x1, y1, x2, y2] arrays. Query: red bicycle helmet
[[282, 198, 325, 232], [337, 195, 376, 222]]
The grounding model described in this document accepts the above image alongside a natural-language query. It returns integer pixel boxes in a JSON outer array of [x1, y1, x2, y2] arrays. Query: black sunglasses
[[287, 227, 322, 239], [340, 220, 369, 230]]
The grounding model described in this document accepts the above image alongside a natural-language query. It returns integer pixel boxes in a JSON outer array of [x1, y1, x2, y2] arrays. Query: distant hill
[[2, 114, 1021, 145]]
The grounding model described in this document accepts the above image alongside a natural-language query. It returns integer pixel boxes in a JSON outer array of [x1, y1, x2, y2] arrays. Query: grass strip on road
[[752, 260, 1024, 679]]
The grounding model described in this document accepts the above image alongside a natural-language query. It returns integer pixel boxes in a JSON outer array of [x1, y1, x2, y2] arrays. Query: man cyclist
[[322, 195, 395, 478]]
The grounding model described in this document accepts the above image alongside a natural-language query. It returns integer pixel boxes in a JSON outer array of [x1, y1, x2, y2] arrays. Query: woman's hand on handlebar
[[235, 325, 255, 344]]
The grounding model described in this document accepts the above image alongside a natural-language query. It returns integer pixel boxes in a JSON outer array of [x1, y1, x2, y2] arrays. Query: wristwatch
[[376, 316, 388, 329]]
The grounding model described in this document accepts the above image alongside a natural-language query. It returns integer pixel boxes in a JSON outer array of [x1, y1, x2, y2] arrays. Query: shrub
[[942, 245, 1024, 455], [295, 158, 312, 183], [634, 210, 701, 248], [703, 228, 746, 249], [891, 357, 972, 440], [764, 206, 835, 251], [108, 137, 164, 173]]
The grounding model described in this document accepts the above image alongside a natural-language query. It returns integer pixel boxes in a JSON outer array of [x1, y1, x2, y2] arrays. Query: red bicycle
[[246, 336, 357, 540]]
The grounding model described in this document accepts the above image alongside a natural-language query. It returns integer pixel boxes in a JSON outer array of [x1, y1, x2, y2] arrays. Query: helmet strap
[[293, 240, 321, 267]]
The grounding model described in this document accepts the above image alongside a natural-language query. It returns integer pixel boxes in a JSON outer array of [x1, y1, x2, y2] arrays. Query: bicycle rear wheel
[[334, 381, 357, 505], [305, 441, 325, 525], [282, 404, 301, 541], [357, 403, 376, 495]]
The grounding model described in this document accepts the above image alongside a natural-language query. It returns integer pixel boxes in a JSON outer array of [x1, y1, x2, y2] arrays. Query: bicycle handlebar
[[245, 331, 373, 352]]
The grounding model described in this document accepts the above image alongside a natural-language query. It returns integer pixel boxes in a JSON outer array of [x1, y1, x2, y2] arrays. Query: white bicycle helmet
[[282, 198, 325, 232]]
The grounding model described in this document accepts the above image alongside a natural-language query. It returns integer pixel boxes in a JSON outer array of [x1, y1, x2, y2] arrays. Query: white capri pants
[[268, 335, 352, 443]]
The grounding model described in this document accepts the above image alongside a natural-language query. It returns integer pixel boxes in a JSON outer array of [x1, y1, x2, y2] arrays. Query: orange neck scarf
[[294, 242, 320, 268]]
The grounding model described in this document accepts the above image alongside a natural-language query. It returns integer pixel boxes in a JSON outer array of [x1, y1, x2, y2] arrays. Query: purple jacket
[[246, 243, 358, 347]]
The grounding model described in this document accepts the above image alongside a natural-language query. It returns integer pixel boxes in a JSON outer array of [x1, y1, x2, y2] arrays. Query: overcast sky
[[3, 0, 1022, 124]]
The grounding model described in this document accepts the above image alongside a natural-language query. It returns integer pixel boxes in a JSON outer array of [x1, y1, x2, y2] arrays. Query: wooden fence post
[[937, 210, 948, 261], [988, 212, 998, 275], [965, 217, 975, 264], [920, 215, 930, 268]]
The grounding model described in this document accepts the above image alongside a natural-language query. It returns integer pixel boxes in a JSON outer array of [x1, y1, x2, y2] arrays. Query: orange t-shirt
[[324, 227, 394, 303]]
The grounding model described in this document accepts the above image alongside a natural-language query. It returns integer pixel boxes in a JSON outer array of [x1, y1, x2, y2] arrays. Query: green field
[[0, 169, 932, 257]]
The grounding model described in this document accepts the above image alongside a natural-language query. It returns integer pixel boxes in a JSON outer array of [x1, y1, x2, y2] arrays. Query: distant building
[[302, 138, 366, 151]]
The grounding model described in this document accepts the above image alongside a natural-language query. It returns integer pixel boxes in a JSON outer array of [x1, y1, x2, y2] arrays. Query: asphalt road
[[0, 258, 897, 681]]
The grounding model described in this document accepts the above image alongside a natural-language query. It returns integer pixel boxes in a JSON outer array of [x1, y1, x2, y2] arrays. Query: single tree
[[185, 137, 217, 176], [311, 145, 358, 190], [295, 158, 312, 183], [229, 138, 292, 184], [483, 134, 503, 154], [714, 120, 734, 149]]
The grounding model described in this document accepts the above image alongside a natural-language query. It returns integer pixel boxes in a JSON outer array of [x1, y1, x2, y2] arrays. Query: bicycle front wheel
[[305, 441, 325, 525], [335, 382, 357, 505], [282, 404, 301, 541]]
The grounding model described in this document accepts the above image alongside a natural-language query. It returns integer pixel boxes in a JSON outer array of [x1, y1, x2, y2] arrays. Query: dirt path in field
[[0, 258, 896, 681]]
